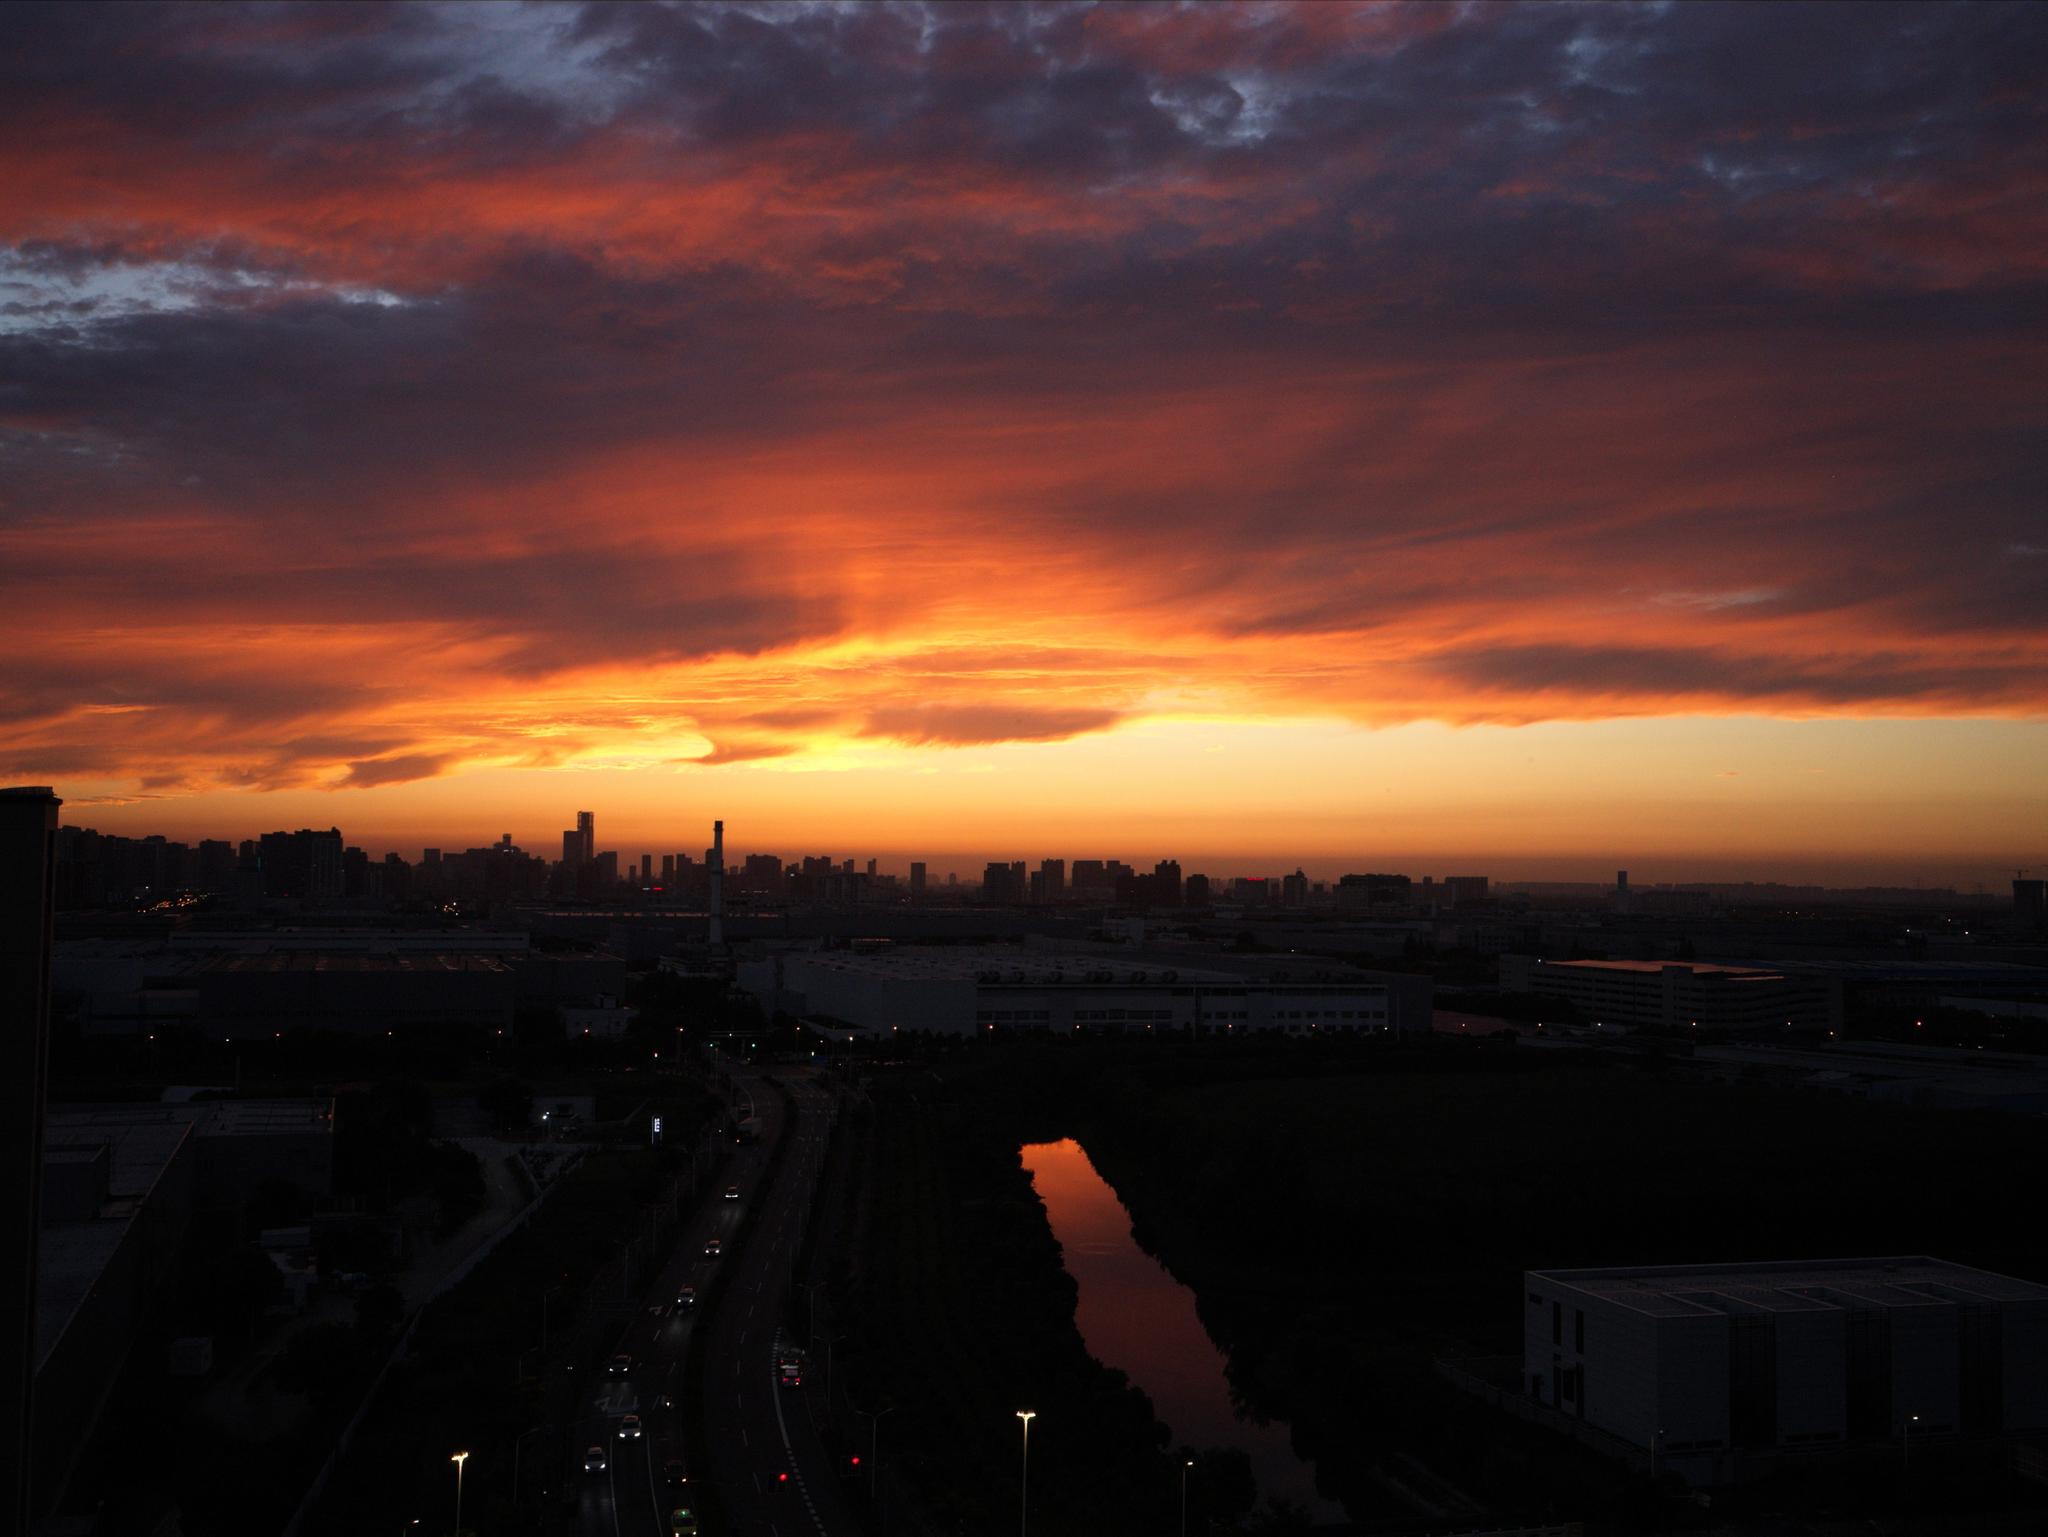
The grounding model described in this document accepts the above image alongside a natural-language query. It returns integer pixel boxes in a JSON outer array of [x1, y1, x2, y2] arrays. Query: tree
[[477, 1075, 534, 1135], [354, 1282, 407, 1339]]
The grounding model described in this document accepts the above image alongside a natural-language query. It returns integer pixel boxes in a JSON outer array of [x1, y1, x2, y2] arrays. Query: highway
[[570, 1068, 854, 1537]]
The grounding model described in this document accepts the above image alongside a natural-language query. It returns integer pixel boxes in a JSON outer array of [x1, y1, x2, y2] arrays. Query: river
[[1021, 1138, 1345, 1523]]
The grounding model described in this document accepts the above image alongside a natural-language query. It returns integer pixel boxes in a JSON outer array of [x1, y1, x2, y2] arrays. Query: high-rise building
[[576, 811, 595, 866], [1282, 869, 1308, 907], [909, 862, 927, 900], [1444, 875, 1490, 907], [257, 827, 344, 900], [1153, 859, 1184, 907], [1038, 859, 1065, 902], [2, 787, 60, 1530]]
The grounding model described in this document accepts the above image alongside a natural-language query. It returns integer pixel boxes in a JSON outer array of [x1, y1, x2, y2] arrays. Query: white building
[[1500, 956, 1826, 1032], [1524, 1257, 2048, 1483], [738, 945, 1418, 1037]]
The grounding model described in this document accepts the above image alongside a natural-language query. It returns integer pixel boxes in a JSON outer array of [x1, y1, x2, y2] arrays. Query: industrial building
[[739, 945, 1428, 1037], [1524, 1257, 2048, 1483], [1501, 956, 1828, 1032]]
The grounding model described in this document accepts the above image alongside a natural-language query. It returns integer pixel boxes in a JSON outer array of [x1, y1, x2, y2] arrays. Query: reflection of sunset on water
[[1022, 1138, 1342, 1519]]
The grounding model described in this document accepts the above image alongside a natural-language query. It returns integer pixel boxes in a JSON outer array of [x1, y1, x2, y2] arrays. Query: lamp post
[[857, 1402, 897, 1500], [450, 1451, 469, 1536], [1180, 1458, 1195, 1537], [1015, 1410, 1036, 1537], [512, 1426, 540, 1505]]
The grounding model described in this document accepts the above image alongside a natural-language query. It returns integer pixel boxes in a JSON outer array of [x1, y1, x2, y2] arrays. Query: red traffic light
[[849, 1456, 861, 1466], [776, 1472, 789, 1484]]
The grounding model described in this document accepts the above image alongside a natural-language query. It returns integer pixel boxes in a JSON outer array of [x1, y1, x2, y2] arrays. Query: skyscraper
[[577, 810, 595, 866]]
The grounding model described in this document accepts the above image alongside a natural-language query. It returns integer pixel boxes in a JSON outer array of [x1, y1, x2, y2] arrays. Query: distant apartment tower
[[2016, 878, 2046, 919], [561, 829, 581, 866], [257, 827, 344, 900], [1524, 1257, 2048, 1484], [576, 810, 595, 865], [2, 787, 61, 1530], [1038, 859, 1065, 902], [1153, 860, 1183, 907], [1336, 872, 1410, 908], [909, 862, 927, 900], [1282, 869, 1309, 907], [1444, 875, 1489, 907], [1615, 868, 1630, 914], [742, 853, 782, 895], [982, 861, 1026, 904]]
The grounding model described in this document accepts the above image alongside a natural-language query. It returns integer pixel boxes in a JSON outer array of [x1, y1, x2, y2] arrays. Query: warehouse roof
[[1531, 1256, 2048, 1318]]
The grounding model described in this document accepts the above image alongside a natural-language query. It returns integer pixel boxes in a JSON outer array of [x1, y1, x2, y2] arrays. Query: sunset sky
[[3, 1, 2044, 884]]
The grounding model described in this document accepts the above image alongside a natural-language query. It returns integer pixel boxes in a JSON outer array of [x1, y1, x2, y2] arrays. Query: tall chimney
[[709, 819, 725, 949]]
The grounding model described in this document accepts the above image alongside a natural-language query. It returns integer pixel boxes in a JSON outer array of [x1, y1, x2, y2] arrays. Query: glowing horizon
[[4, 3, 2044, 884]]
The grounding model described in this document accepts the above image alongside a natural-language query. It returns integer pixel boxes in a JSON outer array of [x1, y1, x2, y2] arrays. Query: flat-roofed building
[[1524, 1257, 2048, 1483], [739, 945, 1421, 1037], [1501, 955, 1827, 1032]]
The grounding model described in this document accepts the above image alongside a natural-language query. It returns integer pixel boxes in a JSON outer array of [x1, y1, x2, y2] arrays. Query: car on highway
[[674, 1284, 696, 1310], [608, 1353, 633, 1375], [702, 1235, 722, 1257], [584, 1445, 608, 1473], [723, 1183, 741, 1200], [618, 1413, 643, 1440], [669, 1508, 699, 1535], [662, 1459, 689, 1492]]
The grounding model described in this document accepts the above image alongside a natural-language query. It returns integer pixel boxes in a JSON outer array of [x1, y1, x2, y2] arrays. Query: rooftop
[[38, 1106, 201, 1369], [790, 946, 1253, 986], [1532, 1257, 2048, 1319], [1531, 959, 1782, 979]]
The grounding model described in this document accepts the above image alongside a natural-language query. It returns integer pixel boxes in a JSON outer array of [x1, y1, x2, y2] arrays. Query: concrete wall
[[1890, 1301, 1961, 1431], [1775, 1307, 1848, 1443], [2002, 1298, 2048, 1429], [1656, 1313, 1731, 1451]]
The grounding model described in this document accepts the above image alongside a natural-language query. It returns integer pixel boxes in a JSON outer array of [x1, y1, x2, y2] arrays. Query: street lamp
[[857, 1402, 897, 1500], [512, 1426, 540, 1505], [1180, 1458, 1195, 1537], [450, 1451, 469, 1536], [1015, 1410, 1036, 1537]]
